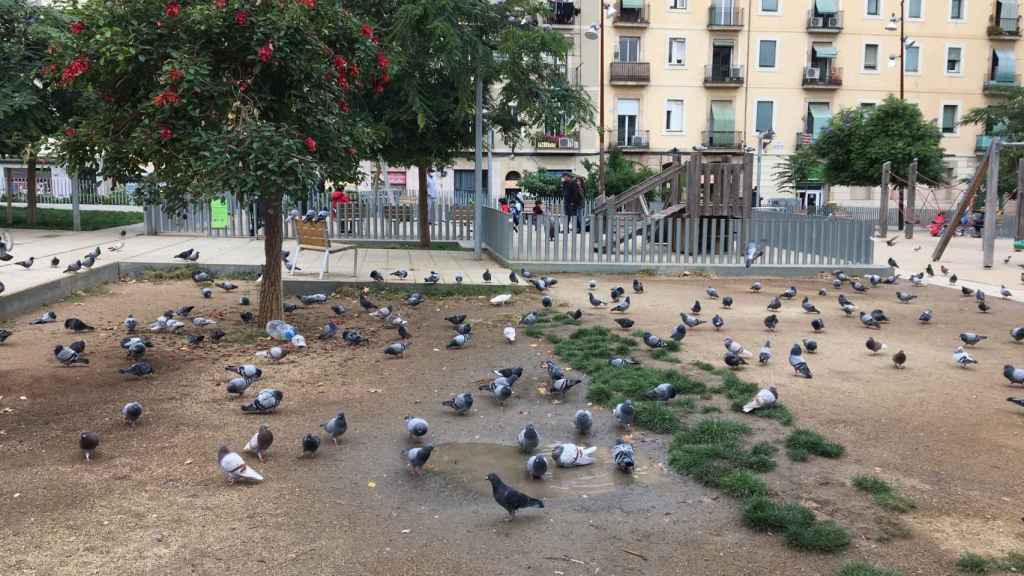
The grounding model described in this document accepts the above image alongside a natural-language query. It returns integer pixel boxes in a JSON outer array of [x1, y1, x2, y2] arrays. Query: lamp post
[[885, 4, 913, 230], [585, 2, 617, 199]]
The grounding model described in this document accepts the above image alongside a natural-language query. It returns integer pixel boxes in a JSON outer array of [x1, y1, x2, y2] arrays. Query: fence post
[[878, 161, 890, 237], [905, 158, 917, 239], [71, 174, 82, 232], [983, 139, 1001, 268], [687, 152, 701, 254], [1017, 157, 1024, 242]]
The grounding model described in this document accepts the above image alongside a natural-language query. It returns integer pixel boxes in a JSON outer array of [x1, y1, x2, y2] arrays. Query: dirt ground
[[0, 273, 1021, 575]]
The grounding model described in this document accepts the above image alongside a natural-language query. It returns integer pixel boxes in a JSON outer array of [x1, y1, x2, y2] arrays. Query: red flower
[[296, 0, 315, 7], [59, 56, 90, 86], [64, 127, 77, 138], [332, 55, 348, 72], [373, 81, 385, 94], [167, 67, 184, 84], [376, 52, 390, 70], [360, 23, 373, 38], [165, 2, 180, 17], [348, 63, 359, 79], [69, 21, 85, 34], [304, 137, 317, 153], [257, 42, 274, 63], [371, 35, 380, 45], [159, 126, 174, 141], [337, 100, 349, 113], [214, 0, 227, 8], [336, 74, 349, 91], [152, 87, 179, 107], [234, 9, 248, 25]]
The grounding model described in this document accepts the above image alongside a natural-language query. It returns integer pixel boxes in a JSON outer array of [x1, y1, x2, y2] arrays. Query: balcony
[[703, 65, 744, 87], [989, 14, 1021, 38], [545, 0, 578, 26], [613, 130, 650, 149], [983, 75, 1021, 94], [613, 2, 649, 26], [535, 132, 580, 151], [610, 61, 650, 85], [795, 132, 815, 149], [702, 130, 744, 150], [806, 10, 842, 32], [708, 6, 744, 29], [976, 134, 994, 152], [802, 66, 842, 89]]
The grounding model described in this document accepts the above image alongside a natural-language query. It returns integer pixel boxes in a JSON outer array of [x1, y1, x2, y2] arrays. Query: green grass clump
[[786, 429, 845, 461], [851, 475, 916, 513], [742, 497, 850, 553], [668, 419, 778, 491], [635, 401, 683, 434], [692, 360, 716, 372], [524, 326, 544, 339], [718, 470, 769, 499], [700, 405, 722, 414], [649, 348, 679, 363], [4, 206, 143, 230], [956, 553, 990, 573], [834, 562, 903, 576], [716, 371, 795, 426], [545, 334, 563, 345], [784, 520, 851, 552], [630, 329, 646, 338], [955, 552, 1024, 573]]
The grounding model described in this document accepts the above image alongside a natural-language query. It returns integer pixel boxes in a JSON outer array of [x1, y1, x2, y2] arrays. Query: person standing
[[560, 173, 580, 234], [426, 170, 439, 225], [574, 176, 587, 233]]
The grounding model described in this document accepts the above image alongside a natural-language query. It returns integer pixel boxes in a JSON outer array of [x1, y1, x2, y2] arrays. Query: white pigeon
[[551, 443, 597, 467], [758, 340, 772, 364], [588, 280, 597, 290], [192, 317, 217, 327], [503, 326, 516, 343], [723, 337, 753, 358], [490, 293, 512, 306], [371, 306, 392, 319], [742, 387, 778, 413], [953, 346, 977, 368], [217, 445, 263, 483], [255, 346, 288, 362]]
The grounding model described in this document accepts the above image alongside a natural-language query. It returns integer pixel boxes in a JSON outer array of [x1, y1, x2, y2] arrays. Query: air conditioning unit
[[811, 16, 824, 27], [730, 66, 742, 79], [558, 137, 576, 148], [805, 67, 821, 80], [672, 57, 684, 65], [630, 134, 647, 147]]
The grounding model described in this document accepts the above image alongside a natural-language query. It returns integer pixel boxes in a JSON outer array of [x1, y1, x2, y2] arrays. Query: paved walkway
[[0, 225, 512, 298]]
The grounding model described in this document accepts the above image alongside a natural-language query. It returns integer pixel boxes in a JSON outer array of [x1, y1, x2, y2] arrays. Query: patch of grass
[[631, 329, 646, 338], [4, 206, 143, 230], [741, 496, 851, 554], [784, 520, 851, 552], [786, 429, 845, 461], [63, 284, 112, 303], [668, 419, 777, 492], [136, 264, 258, 282], [635, 401, 683, 434], [851, 475, 916, 513], [955, 552, 1024, 574], [545, 334, 563, 345], [715, 371, 796, 427], [524, 326, 544, 339], [872, 515, 912, 542], [834, 562, 903, 576], [956, 553, 990, 574], [649, 348, 679, 363], [699, 405, 722, 414], [691, 360, 716, 372], [718, 470, 769, 500]]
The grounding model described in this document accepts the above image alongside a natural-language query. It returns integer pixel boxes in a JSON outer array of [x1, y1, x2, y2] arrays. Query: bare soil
[[0, 273, 1021, 575]]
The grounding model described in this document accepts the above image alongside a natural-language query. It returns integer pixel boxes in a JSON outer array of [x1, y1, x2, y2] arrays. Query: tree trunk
[[897, 187, 905, 231], [417, 160, 431, 248], [257, 194, 284, 325], [26, 150, 37, 226]]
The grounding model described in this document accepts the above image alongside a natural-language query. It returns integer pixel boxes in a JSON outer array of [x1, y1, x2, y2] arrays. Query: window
[[863, 43, 879, 71], [950, 0, 964, 20], [755, 101, 774, 133], [617, 37, 640, 62], [668, 38, 686, 65], [665, 99, 685, 132], [616, 98, 640, 146], [942, 104, 959, 134], [866, 0, 880, 16], [907, 0, 922, 18], [807, 102, 832, 139], [758, 39, 777, 69], [905, 44, 920, 72], [669, 0, 687, 9], [761, 0, 779, 12], [946, 46, 962, 74], [860, 101, 878, 110]]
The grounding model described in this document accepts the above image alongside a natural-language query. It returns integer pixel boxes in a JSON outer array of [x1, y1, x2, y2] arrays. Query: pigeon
[[608, 400, 636, 430], [953, 346, 977, 368], [370, 270, 384, 283], [758, 340, 772, 364], [917, 308, 933, 323], [743, 387, 778, 413], [487, 473, 544, 517], [479, 376, 514, 403], [859, 312, 881, 329], [745, 240, 765, 267], [64, 318, 94, 332], [191, 270, 210, 283], [445, 314, 467, 326], [489, 293, 512, 306], [608, 439, 636, 475], [541, 296, 553, 308], [371, 305, 393, 320], [552, 443, 597, 467], [550, 377, 582, 397], [1001, 285, 1013, 299], [723, 337, 753, 358], [0, 281, 4, 296], [314, 412, 347, 446], [481, 269, 491, 283], [611, 296, 630, 313], [892, 350, 907, 369], [31, 311, 57, 325], [709, 314, 724, 331], [404, 293, 424, 307], [384, 341, 408, 357], [781, 286, 797, 300], [442, 393, 474, 415], [447, 334, 470, 349], [925, 264, 934, 276], [750, 281, 763, 292], [1004, 365, 1024, 386], [802, 338, 818, 353], [681, 314, 705, 328], [801, 297, 820, 314], [1012, 326, 1024, 342], [789, 344, 812, 378], [610, 286, 625, 301], [564, 308, 581, 321], [342, 329, 368, 346], [122, 401, 143, 426], [885, 236, 898, 247], [866, 337, 886, 354], [241, 389, 283, 413], [896, 291, 917, 304], [175, 305, 195, 318], [68, 340, 86, 355], [192, 317, 217, 327], [14, 257, 34, 269], [405, 416, 429, 441], [0, 329, 11, 344], [642, 332, 668, 349], [867, 274, 882, 287], [706, 287, 720, 300], [424, 271, 440, 284], [509, 271, 519, 284], [722, 295, 734, 309], [960, 332, 987, 346], [517, 424, 540, 453], [888, 257, 899, 268], [218, 444, 263, 483], [79, 432, 99, 461], [811, 318, 825, 333], [119, 362, 154, 377], [1007, 397, 1024, 408], [645, 383, 677, 401], [301, 433, 320, 457], [633, 278, 644, 293], [454, 272, 464, 284], [283, 303, 302, 314], [818, 288, 828, 296], [452, 323, 472, 335], [50, 257, 60, 268], [215, 281, 237, 291], [574, 409, 593, 434], [174, 248, 195, 260], [724, 352, 747, 368], [614, 318, 635, 330], [767, 297, 782, 311], [962, 286, 975, 297], [691, 300, 702, 315], [54, 344, 89, 366], [588, 292, 605, 307], [227, 364, 262, 379], [526, 455, 548, 479], [851, 280, 867, 293], [949, 273, 958, 285], [299, 293, 327, 305], [764, 314, 779, 332], [358, 290, 377, 312], [256, 346, 288, 362], [201, 287, 212, 299], [317, 321, 338, 340], [979, 301, 992, 313]]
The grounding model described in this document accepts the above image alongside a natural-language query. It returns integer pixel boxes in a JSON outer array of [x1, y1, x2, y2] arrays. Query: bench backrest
[[295, 220, 330, 249], [452, 207, 475, 222]]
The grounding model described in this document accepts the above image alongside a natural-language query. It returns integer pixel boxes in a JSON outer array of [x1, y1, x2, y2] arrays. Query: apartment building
[[441, 0, 1024, 209]]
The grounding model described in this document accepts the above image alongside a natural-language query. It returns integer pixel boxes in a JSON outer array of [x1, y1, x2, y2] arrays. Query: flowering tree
[[52, 0, 387, 321]]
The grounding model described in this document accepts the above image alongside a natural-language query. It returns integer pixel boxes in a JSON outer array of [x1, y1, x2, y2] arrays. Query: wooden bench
[[288, 220, 358, 279], [451, 206, 475, 227]]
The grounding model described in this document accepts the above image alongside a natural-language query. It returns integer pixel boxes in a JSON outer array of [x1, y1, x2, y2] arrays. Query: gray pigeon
[[31, 311, 57, 325], [442, 392, 474, 414], [609, 356, 638, 368], [487, 473, 544, 517], [1012, 326, 1024, 342], [642, 332, 668, 348], [526, 455, 548, 479], [801, 297, 820, 314], [406, 445, 434, 476], [954, 346, 977, 368], [960, 332, 987, 346], [54, 344, 89, 366], [321, 412, 347, 445], [447, 334, 470, 349], [744, 240, 764, 268], [119, 362, 153, 377], [574, 409, 593, 435], [612, 439, 636, 474], [611, 296, 631, 313], [1004, 365, 1024, 386], [613, 400, 635, 428], [896, 291, 917, 304], [241, 389, 283, 413], [243, 424, 274, 462], [384, 341, 408, 357], [122, 401, 143, 426], [479, 377, 514, 404], [789, 344, 812, 378], [405, 416, 429, 441], [518, 424, 540, 453], [919, 309, 933, 323], [758, 340, 772, 364], [645, 383, 677, 401], [79, 431, 99, 461]]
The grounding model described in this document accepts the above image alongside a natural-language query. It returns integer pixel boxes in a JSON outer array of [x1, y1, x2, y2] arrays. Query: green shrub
[[851, 475, 916, 513], [784, 519, 851, 552], [836, 562, 903, 576], [786, 429, 845, 460], [742, 497, 815, 532]]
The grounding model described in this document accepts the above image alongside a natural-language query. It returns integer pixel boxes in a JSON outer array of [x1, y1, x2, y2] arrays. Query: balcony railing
[[610, 61, 650, 84], [806, 10, 843, 31], [702, 130, 744, 150], [613, 130, 650, 149], [708, 6, 744, 28], [703, 65, 744, 87], [536, 132, 581, 150], [802, 66, 843, 88], [545, 0, 578, 26], [984, 75, 1021, 94], [989, 14, 1021, 38], [613, 2, 650, 26], [795, 132, 815, 149], [976, 134, 994, 152]]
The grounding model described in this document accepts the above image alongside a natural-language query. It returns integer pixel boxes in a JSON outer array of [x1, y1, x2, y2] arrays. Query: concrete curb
[[0, 263, 121, 321]]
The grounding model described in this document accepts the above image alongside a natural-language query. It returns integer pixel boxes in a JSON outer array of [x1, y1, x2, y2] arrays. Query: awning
[[616, 98, 639, 116], [995, 49, 1017, 82], [711, 101, 735, 132], [621, 0, 644, 8], [808, 103, 832, 138], [814, 46, 838, 59], [815, 0, 838, 14]]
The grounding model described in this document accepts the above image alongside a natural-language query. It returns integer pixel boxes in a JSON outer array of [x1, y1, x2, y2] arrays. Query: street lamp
[[884, 5, 905, 101], [584, 2, 618, 199]]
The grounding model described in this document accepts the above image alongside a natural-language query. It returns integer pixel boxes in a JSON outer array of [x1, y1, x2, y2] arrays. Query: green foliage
[[692, 360, 716, 372], [784, 520, 851, 552], [963, 88, 1024, 199], [834, 562, 904, 576], [773, 145, 823, 195], [851, 475, 916, 513], [954, 551, 1024, 573], [2, 206, 142, 230], [786, 429, 845, 461], [649, 348, 679, 363], [742, 497, 850, 553], [519, 170, 562, 197], [581, 147, 655, 199], [635, 401, 682, 434], [544, 333, 562, 345], [668, 419, 777, 492], [813, 96, 947, 187], [957, 553, 991, 573], [524, 326, 544, 339]]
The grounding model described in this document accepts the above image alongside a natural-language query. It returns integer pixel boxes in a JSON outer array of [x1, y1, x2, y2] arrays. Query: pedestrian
[[561, 173, 581, 233], [510, 190, 524, 232], [426, 170, 439, 225], [499, 197, 510, 215], [573, 176, 587, 233], [532, 199, 545, 216]]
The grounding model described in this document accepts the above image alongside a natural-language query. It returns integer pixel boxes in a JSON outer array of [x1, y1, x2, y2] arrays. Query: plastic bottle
[[266, 320, 296, 341]]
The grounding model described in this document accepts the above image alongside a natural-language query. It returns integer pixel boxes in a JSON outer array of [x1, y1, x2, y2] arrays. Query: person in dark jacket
[[561, 173, 582, 233]]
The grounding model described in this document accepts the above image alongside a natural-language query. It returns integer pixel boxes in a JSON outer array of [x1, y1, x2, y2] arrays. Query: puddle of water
[[431, 442, 667, 498]]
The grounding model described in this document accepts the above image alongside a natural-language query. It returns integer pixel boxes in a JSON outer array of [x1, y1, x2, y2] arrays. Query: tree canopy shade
[[962, 87, 1024, 199], [814, 96, 947, 187], [50, 0, 387, 321], [772, 145, 821, 196], [581, 148, 654, 199], [359, 0, 595, 245]]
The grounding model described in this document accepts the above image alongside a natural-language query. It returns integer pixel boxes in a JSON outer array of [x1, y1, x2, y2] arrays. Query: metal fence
[[0, 177, 137, 207]]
